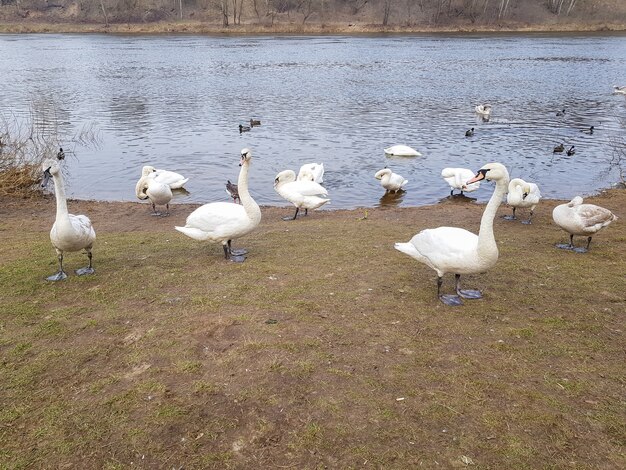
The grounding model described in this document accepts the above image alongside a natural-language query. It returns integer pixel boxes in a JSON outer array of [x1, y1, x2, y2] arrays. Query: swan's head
[[135, 175, 151, 200], [41, 158, 61, 187], [274, 170, 296, 187], [568, 196, 584, 207], [466, 162, 509, 185], [142, 165, 157, 177], [374, 168, 391, 180], [240, 148, 252, 167]]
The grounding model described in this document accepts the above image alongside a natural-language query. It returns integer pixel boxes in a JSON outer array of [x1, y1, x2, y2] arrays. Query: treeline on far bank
[[0, 0, 625, 30]]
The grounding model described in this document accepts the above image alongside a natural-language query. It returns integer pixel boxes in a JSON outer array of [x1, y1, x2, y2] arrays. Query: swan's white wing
[[389, 173, 408, 188], [298, 163, 325, 183], [154, 169, 188, 187], [285, 181, 328, 197], [405, 227, 478, 274], [576, 204, 616, 231], [183, 202, 247, 233], [69, 214, 96, 241]]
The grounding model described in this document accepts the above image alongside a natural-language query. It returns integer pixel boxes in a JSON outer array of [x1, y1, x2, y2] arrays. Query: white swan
[[395, 162, 509, 306], [384, 145, 422, 157], [141, 165, 188, 189], [274, 170, 330, 220], [41, 158, 96, 281], [475, 104, 492, 116], [175, 149, 261, 262], [613, 86, 626, 95], [552, 196, 617, 253], [374, 168, 408, 193], [441, 167, 480, 196], [504, 178, 541, 224], [297, 163, 325, 184], [135, 175, 173, 216]]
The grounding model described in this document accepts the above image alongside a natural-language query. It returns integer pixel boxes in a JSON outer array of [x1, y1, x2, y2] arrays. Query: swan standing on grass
[[141, 165, 188, 189], [374, 168, 408, 193], [384, 145, 422, 157], [41, 158, 96, 281], [552, 196, 617, 253], [441, 168, 480, 196], [135, 175, 173, 216], [475, 104, 492, 116], [395, 162, 510, 306], [175, 149, 261, 262], [504, 178, 541, 224], [274, 170, 330, 220], [297, 163, 325, 184]]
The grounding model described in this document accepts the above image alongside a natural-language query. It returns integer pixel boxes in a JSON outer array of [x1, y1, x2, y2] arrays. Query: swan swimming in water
[[384, 145, 422, 157], [141, 165, 188, 189], [41, 158, 96, 281], [395, 162, 510, 306], [274, 170, 330, 220], [613, 86, 626, 95], [475, 104, 492, 116], [552, 196, 617, 253], [297, 163, 325, 184], [175, 149, 261, 262], [441, 167, 480, 196], [374, 168, 408, 193], [136, 175, 173, 216], [504, 178, 541, 224]]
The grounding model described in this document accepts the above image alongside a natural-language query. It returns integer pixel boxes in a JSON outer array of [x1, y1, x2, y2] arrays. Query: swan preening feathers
[[475, 104, 492, 116], [141, 166, 188, 189], [297, 163, 325, 184], [41, 158, 96, 281], [504, 178, 541, 224], [395, 162, 510, 306], [274, 169, 330, 220], [175, 149, 261, 262], [375, 168, 408, 193], [552, 196, 617, 253], [441, 168, 480, 196], [136, 175, 173, 216]]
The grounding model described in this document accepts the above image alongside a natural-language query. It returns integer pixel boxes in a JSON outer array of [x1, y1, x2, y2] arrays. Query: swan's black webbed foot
[[457, 289, 482, 299], [75, 267, 95, 276], [440, 294, 463, 306], [521, 219, 532, 225], [230, 248, 248, 256], [47, 271, 68, 281], [229, 254, 247, 263], [283, 207, 300, 221], [572, 247, 588, 254], [503, 215, 517, 221]]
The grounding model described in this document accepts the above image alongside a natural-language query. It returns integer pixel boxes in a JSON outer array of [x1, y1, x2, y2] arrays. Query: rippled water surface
[[2, 33, 626, 208]]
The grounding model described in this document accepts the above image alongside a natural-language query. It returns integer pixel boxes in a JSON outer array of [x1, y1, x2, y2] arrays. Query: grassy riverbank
[[1, 20, 626, 34], [0, 189, 624, 468]]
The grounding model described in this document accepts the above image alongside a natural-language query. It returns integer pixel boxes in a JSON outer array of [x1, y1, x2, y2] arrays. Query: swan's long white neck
[[477, 176, 508, 258], [238, 159, 261, 224], [51, 171, 71, 225]]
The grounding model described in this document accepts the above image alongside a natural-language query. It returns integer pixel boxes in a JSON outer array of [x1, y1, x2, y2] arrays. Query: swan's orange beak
[[466, 168, 488, 185]]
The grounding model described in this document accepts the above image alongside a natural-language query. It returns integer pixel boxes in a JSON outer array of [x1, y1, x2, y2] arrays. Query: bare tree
[[100, 0, 109, 26], [220, 0, 229, 25], [382, 0, 391, 25], [297, 0, 315, 23]]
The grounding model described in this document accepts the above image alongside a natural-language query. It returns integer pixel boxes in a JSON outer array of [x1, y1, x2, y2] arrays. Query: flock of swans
[[40, 95, 621, 304]]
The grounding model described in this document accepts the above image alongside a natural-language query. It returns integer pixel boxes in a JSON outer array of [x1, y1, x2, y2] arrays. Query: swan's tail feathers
[[394, 242, 420, 259], [171, 178, 189, 189], [175, 226, 209, 241]]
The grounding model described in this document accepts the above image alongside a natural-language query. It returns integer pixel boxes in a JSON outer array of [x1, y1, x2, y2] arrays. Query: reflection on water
[[378, 190, 406, 207], [1, 33, 626, 209]]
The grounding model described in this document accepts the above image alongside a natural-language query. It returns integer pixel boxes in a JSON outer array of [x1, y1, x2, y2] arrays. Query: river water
[[1, 33, 625, 208]]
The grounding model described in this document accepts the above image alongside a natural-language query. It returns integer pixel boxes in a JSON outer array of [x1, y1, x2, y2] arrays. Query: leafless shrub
[[0, 99, 101, 197]]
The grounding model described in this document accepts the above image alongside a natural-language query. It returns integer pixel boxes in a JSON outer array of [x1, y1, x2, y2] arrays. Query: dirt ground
[[0, 189, 624, 468]]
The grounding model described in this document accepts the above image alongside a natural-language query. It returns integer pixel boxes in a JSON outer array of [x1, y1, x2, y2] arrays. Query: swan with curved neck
[[175, 148, 261, 262], [552, 196, 617, 253], [297, 163, 325, 184], [395, 162, 509, 306], [41, 158, 96, 281], [374, 168, 407, 193], [136, 175, 173, 216], [141, 166, 188, 189], [441, 167, 480, 196], [274, 169, 329, 220], [504, 178, 541, 224]]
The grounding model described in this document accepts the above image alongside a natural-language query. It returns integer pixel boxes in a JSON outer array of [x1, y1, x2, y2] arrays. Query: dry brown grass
[[0, 189, 624, 469]]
